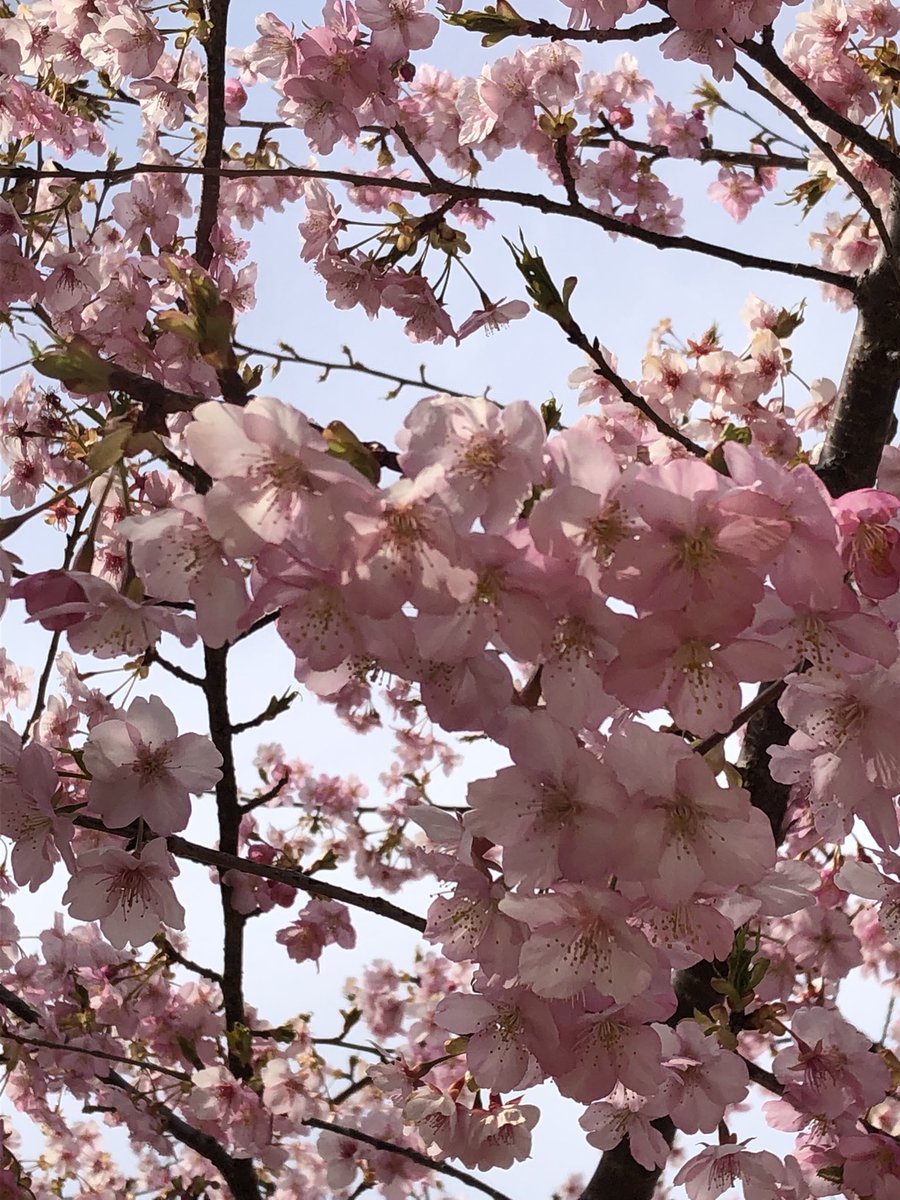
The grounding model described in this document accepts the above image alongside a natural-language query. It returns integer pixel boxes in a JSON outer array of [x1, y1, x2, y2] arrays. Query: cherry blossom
[[275, 899, 356, 965], [83, 695, 223, 834], [62, 839, 186, 949], [772, 1007, 890, 1118], [4, 1, 900, 1197]]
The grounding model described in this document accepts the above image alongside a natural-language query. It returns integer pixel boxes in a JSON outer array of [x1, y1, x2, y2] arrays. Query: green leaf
[[35, 338, 112, 395], [540, 397, 563, 433], [445, 1, 528, 46], [323, 420, 382, 484]]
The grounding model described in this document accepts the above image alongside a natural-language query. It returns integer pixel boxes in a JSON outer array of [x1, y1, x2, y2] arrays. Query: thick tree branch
[[583, 99, 900, 1200], [194, 0, 229, 270], [733, 62, 897, 266], [817, 181, 900, 495], [578, 1119, 676, 1200], [740, 37, 900, 182], [0, 164, 855, 291], [203, 647, 249, 1058]]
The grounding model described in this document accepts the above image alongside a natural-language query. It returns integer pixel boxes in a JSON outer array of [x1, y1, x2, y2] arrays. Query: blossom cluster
[[6, 1, 900, 1199]]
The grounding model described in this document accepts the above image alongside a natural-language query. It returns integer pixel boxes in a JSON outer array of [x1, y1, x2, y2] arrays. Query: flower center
[[134, 745, 171, 783], [674, 527, 719, 572]]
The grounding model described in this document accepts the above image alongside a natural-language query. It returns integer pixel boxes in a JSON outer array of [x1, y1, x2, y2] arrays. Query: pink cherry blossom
[[356, 0, 440, 59], [773, 1007, 890, 1118], [465, 710, 628, 887], [0, 725, 74, 890], [708, 167, 765, 221], [184, 396, 373, 559], [833, 489, 900, 599], [580, 1087, 670, 1170], [501, 886, 659, 1004], [656, 1020, 749, 1134], [608, 458, 790, 620], [275, 899, 356, 965], [674, 1141, 792, 1200], [10, 570, 196, 658], [121, 497, 248, 648], [396, 394, 545, 533], [62, 838, 186, 949], [83, 695, 222, 834]]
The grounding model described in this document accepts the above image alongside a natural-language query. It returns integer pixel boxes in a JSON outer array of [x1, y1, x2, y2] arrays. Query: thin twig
[[0, 1027, 191, 1082], [581, 133, 808, 172], [144, 647, 204, 688], [240, 773, 291, 814], [234, 339, 469, 399], [71, 815, 427, 934], [154, 936, 224, 986]]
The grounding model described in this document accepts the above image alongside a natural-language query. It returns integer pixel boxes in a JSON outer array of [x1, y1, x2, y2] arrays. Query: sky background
[[0, 2, 884, 1196]]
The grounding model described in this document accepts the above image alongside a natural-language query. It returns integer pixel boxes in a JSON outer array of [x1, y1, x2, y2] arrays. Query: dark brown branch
[[506, 16, 676, 43], [168, 830, 427, 934], [301, 1117, 515, 1200], [0, 164, 855, 292], [741, 36, 900, 183], [554, 137, 580, 207], [154, 936, 225, 986], [578, 1119, 676, 1200], [733, 62, 896, 265], [240, 772, 290, 814], [194, 0, 229, 270], [144, 646, 205, 688], [816, 181, 900, 495], [202, 646, 250, 1078], [0, 1027, 191, 1081], [71, 815, 427, 933], [581, 135, 808, 172]]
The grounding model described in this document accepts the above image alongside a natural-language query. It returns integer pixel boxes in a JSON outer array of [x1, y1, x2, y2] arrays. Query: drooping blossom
[[62, 838, 186, 949]]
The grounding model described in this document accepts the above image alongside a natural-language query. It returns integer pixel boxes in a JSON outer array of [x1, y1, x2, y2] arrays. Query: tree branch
[[816, 180, 900, 495], [0, 984, 250, 1197], [302, 1117, 515, 1200], [202, 646, 251, 1081], [0, 1026, 191, 1082], [194, 0, 229, 270], [0, 164, 855, 292], [71, 815, 427, 934], [234, 339, 470, 400], [740, 37, 900, 183], [733, 62, 897, 267]]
